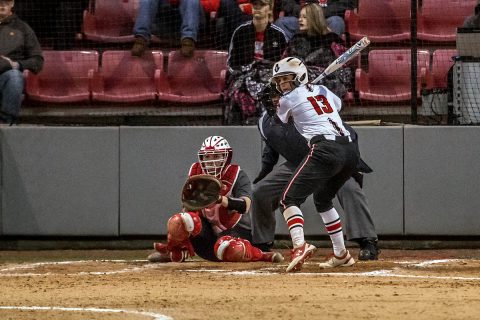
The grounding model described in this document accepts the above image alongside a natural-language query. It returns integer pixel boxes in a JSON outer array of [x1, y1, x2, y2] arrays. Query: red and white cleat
[[318, 250, 355, 268], [286, 242, 316, 272]]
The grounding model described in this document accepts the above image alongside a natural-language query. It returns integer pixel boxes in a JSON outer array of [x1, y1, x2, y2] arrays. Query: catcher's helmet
[[198, 136, 233, 178], [271, 57, 308, 93]]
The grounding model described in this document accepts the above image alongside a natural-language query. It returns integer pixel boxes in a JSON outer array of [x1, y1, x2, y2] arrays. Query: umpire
[[251, 86, 379, 260]]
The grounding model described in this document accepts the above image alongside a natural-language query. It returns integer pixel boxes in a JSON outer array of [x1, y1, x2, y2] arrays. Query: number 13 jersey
[[277, 84, 350, 144]]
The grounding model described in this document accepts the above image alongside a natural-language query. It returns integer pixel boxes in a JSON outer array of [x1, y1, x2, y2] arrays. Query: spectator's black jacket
[[227, 21, 287, 71], [0, 14, 43, 73]]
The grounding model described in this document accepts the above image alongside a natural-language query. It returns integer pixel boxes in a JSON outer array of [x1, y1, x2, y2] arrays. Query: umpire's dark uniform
[[251, 112, 378, 250]]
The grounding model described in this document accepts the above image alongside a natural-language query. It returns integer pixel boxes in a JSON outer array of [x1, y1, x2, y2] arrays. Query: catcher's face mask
[[198, 136, 233, 178]]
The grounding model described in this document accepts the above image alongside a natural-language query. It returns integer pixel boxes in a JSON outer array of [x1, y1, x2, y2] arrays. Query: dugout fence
[[6, 0, 480, 125]]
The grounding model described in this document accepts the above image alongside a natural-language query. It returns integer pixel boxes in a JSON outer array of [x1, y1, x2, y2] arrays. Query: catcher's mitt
[[181, 174, 223, 211]]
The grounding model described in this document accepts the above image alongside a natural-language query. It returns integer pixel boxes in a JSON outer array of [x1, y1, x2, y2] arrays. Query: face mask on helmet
[[259, 84, 281, 116], [198, 136, 233, 178], [271, 57, 308, 93]]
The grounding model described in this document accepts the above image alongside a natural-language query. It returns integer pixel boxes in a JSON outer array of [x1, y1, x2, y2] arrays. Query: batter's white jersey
[[277, 84, 350, 144]]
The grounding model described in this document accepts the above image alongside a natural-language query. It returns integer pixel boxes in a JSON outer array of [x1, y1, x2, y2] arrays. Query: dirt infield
[[1, 248, 480, 320]]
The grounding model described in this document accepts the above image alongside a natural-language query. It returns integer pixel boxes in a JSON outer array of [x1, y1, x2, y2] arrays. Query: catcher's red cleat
[[147, 243, 171, 263], [148, 242, 189, 263], [286, 242, 316, 272]]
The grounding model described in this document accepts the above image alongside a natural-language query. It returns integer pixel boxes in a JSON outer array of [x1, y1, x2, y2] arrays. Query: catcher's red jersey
[[189, 162, 242, 234]]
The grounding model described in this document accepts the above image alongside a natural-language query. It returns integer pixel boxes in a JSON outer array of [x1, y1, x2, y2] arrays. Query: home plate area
[[1, 249, 480, 320]]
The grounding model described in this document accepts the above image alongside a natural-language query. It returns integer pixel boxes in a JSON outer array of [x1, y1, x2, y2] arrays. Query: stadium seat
[[91, 50, 163, 102], [157, 50, 228, 103], [355, 49, 430, 102], [25, 50, 99, 103], [82, 0, 138, 43], [417, 0, 477, 42], [344, 0, 411, 43], [426, 49, 458, 90]]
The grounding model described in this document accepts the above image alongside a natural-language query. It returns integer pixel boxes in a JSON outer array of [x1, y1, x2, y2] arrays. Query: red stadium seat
[[91, 50, 163, 102], [157, 50, 227, 103], [345, 0, 410, 43], [417, 0, 477, 42], [426, 49, 458, 90], [82, 0, 138, 43], [355, 49, 430, 102], [25, 50, 99, 103]]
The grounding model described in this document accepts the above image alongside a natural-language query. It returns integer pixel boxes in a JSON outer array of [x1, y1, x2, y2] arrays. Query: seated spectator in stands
[[224, 0, 287, 125], [132, 0, 209, 58], [274, 0, 356, 40], [463, 0, 480, 29], [0, 0, 43, 124], [282, 0, 352, 98]]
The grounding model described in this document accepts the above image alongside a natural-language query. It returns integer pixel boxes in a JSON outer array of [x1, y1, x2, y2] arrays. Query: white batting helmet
[[198, 136, 233, 178], [271, 57, 308, 92]]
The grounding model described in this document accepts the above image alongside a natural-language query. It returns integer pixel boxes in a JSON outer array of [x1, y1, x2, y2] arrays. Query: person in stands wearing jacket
[[0, 0, 43, 124], [224, 0, 287, 125]]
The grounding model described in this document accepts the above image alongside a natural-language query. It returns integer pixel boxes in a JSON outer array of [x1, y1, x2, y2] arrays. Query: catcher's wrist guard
[[226, 196, 247, 214]]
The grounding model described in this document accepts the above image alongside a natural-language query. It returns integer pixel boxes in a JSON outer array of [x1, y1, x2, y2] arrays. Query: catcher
[[147, 135, 284, 264]]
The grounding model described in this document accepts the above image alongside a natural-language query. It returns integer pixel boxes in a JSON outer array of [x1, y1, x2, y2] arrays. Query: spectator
[[0, 0, 43, 124], [283, 0, 352, 98], [463, 1, 480, 29], [274, 0, 355, 40], [224, 0, 287, 125], [132, 0, 210, 57]]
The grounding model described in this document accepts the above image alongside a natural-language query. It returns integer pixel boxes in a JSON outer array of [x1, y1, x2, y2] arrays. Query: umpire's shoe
[[358, 238, 380, 261]]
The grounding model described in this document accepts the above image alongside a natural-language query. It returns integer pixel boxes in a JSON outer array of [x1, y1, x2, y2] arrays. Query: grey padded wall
[[119, 127, 262, 235], [0, 127, 119, 236], [2, 125, 479, 237], [404, 126, 480, 235], [355, 127, 404, 235]]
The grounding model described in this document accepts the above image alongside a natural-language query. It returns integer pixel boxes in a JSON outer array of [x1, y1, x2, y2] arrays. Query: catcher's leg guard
[[214, 236, 283, 262], [167, 211, 202, 246]]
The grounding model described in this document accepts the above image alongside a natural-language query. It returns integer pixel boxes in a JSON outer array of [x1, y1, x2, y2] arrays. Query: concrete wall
[[1, 125, 479, 237]]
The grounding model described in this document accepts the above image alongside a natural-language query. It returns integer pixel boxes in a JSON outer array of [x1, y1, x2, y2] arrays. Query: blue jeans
[[133, 0, 204, 42], [274, 15, 345, 41], [0, 69, 24, 123]]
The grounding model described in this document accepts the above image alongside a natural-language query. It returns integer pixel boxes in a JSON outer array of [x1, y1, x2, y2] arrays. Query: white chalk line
[[0, 306, 172, 320], [0, 259, 160, 277], [184, 258, 480, 281], [1, 259, 479, 281]]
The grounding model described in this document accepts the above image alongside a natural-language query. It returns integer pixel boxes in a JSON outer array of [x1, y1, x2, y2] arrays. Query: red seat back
[[418, 0, 477, 41], [26, 50, 99, 102], [162, 50, 227, 98], [83, 0, 139, 42], [367, 49, 430, 86], [99, 50, 163, 94], [348, 0, 410, 41]]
